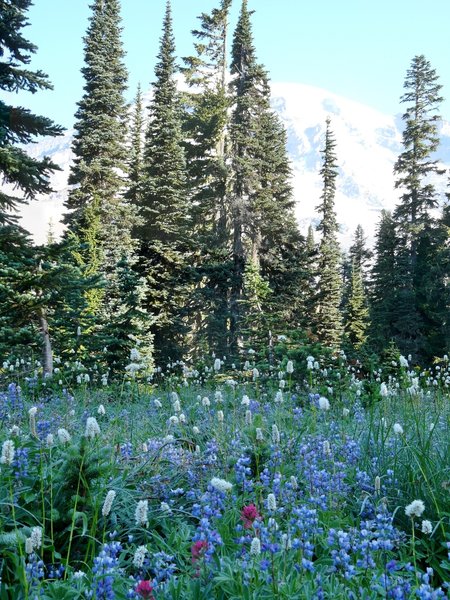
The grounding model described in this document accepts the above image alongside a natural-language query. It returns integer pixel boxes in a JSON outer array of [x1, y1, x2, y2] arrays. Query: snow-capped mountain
[[9, 82, 450, 248]]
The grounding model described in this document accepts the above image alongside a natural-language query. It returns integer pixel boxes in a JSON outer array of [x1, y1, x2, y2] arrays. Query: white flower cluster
[[85, 417, 101, 439], [133, 545, 148, 568], [57, 428, 71, 444], [210, 477, 233, 493], [1, 440, 15, 465], [135, 499, 149, 527], [405, 499, 425, 518], [102, 490, 116, 517]]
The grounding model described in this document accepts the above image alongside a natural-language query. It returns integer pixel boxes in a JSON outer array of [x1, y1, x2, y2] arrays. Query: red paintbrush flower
[[241, 504, 261, 529], [136, 579, 154, 599], [191, 539, 208, 563]]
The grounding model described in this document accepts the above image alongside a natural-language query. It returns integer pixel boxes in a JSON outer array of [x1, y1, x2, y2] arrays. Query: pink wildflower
[[241, 504, 261, 529], [191, 539, 208, 563], [136, 580, 154, 599]]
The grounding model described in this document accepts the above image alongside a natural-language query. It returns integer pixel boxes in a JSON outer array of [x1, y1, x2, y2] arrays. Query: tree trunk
[[39, 309, 53, 376]]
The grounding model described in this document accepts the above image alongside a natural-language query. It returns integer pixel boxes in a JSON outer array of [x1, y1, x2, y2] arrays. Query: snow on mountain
[[9, 82, 450, 248]]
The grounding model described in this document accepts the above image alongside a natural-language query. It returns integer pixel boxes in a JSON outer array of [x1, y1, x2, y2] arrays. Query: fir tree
[[126, 83, 145, 207], [139, 0, 189, 363], [342, 225, 371, 338], [228, 0, 304, 352], [344, 260, 370, 349], [349, 225, 372, 279], [0, 0, 64, 364], [0, 0, 63, 227], [181, 0, 232, 357], [392, 55, 444, 358], [64, 0, 135, 313], [370, 210, 398, 349], [314, 118, 343, 349]]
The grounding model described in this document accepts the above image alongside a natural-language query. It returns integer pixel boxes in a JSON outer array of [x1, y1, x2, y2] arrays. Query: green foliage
[[313, 119, 343, 349], [138, 1, 190, 364], [64, 0, 137, 316]]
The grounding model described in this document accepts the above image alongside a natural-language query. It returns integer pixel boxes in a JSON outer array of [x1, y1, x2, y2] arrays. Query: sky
[[10, 0, 450, 129]]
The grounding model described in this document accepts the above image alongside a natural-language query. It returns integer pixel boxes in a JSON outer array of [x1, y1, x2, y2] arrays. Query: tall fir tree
[[313, 118, 343, 349], [126, 83, 145, 207], [344, 260, 370, 349], [139, 0, 189, 363], [392, 55, 444, 358], [342, 225, 371, 345], [228, 0, 304, 353], [0, 0, 65, 364], [370, 210, 398, 349], [64, 0, 135, 313], [181, 0, 232, 357], [349, 225, 372, 279]]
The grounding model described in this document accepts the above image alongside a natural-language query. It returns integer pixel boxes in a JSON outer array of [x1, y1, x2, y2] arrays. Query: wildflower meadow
[[0, 349, 449, 599]]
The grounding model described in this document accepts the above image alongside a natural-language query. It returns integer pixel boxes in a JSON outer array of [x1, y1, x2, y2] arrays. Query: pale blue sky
[[11, 0, 450, 128]]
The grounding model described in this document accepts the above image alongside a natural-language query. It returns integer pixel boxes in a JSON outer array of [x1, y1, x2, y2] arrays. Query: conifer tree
[[126, 83, 145, 207], [0, 0, 64, 363], [344, 260, 370, 349], [139, 0, 189, 363], [64, 0, 135, 313], [0, 0, 63, 228], [342, 225, 371, 343], [313, 118, 343, 349], [181, 0, 232, 357], [370, 210, 398, 349], [392, 55, 444, 357], [349, 225, 372, 279], [228, 0, 304, 352]]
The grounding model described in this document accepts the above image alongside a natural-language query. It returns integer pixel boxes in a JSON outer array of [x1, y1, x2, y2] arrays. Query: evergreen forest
[[0, 1, 450, 599]]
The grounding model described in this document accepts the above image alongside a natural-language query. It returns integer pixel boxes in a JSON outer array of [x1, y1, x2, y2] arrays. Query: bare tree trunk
[[39, 309, 53, 376]]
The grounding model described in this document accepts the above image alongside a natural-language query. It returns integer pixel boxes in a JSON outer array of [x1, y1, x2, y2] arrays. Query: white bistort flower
[[210, 477, 233, 493], [272, 424, 280, 444], [30, 526, 43, 550], [241, 395, 250, 406], [318, 396, 330, 411], [250, 537, 261, 556], [97, 404, 106, 416], [214, 358, 221, 372], [1, 440, 15, 465], [135, 500, 149, 527], [160, 502, 172, 514], [421, 520, 433, 535], [102, 490, 116, 517], [267, 493, 277, 511], [399, 355, 409, 368], [29, 406, 38, 436], [286, 360, 294, 374], [405, 499, 425, 518], [393, 423, 404, 435], [57, 428, 71, 444], [133, 545, 148, 568], [380, 382, 389, 397], [85, 417, 101, 439]]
